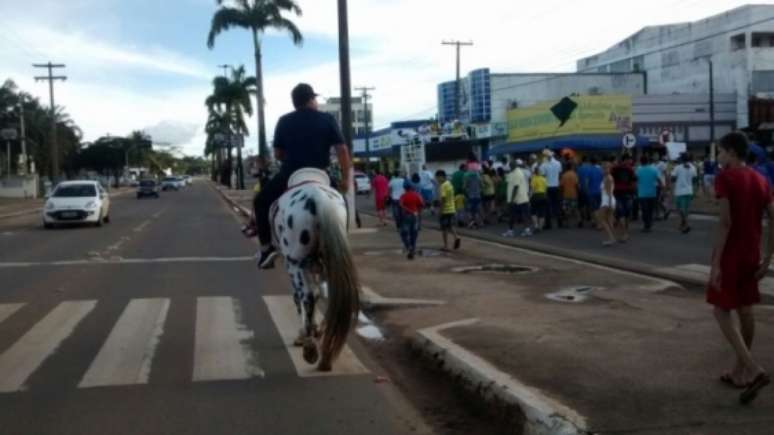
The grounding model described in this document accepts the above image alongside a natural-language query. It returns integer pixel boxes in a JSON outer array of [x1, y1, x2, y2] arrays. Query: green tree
[[204, 65, 256, 188], [207, 0, 303, 160]]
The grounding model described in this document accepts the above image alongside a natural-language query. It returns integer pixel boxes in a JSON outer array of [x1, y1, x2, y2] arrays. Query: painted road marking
[[0, 303, 24, 324], [78, 299, 170, 388], [193, 297, 263, 382], [263, 295, 369, 377], [0, 256, 254, 269], [0, 301, 96, 393]]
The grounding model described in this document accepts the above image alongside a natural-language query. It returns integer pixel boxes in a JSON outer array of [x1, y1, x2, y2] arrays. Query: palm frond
[[207, 7, 251, 48], [270, 16, 303, 45]]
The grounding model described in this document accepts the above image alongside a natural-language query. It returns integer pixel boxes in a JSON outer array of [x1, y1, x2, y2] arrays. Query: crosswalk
[[0, 296, 368, 394]]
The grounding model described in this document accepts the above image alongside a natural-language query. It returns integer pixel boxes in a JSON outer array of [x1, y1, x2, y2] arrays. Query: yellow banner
[[507, 95, 632, 143]]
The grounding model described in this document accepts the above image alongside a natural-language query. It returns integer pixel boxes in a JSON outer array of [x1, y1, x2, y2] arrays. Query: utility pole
[[355, 86, 374, 156], [441, 40, 473, 121], [18, 96, 27, 175], [708, 59, 716, 153], [338, 0, 357, 228], [217, 64, 231, 77], [33, 62, 66, 180]]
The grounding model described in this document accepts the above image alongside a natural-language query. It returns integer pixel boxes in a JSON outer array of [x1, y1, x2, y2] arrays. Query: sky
[[0, 0, 766, 156]]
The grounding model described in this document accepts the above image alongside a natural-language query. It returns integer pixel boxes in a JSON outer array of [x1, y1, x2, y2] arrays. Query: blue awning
[[490, 134, 649, 156]]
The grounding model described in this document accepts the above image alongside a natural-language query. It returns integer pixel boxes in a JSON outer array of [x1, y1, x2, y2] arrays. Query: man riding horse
[[254, 83, 352, 269]]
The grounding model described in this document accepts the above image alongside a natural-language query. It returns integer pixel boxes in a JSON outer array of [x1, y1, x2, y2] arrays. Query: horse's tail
[[315, 188, 360, 362]]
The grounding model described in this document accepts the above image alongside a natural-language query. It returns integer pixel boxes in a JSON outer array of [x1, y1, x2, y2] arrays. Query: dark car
[[137, 179, 160, 198]]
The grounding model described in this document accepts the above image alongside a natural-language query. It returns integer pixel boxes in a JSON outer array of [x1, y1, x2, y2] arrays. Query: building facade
[[577, 4, 774, 129], [437, 68, 646, 141], [319, 97, 373, 137]]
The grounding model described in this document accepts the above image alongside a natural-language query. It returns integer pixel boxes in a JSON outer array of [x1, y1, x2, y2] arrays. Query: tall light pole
[[355, 86, 374, 156]]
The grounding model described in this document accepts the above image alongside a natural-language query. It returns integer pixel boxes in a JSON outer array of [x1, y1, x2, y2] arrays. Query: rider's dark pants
[[255, 170, 291, 246]]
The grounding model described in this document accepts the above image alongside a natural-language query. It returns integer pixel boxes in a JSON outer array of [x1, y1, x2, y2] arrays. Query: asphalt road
[[356, 194, 719, 269], [0, 181, 425, 435]]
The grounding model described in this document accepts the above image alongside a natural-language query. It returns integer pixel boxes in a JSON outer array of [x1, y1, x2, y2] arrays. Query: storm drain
[[451, 264, 537, 275], [545, 286, 595, 303]]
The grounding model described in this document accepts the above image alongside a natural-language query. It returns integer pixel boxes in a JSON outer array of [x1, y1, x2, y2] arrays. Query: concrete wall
[[0, 175, 40, 199], [577, 5, 774, 129]]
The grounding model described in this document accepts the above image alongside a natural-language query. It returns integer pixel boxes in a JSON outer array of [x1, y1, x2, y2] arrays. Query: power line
[[33, 62, 67, 179]]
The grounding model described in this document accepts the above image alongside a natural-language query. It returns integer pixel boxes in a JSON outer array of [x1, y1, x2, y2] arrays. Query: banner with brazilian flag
[[507, 95, 632, 143]]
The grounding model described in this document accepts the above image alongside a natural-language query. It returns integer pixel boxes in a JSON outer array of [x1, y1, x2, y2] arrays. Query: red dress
[[707, 166, 772, 310], [372, 175, 389, 211]]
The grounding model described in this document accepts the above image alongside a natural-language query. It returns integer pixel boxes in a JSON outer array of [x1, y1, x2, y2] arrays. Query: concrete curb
[[360, 286, 446, 308], [209, 181, 251, 218], [358, 210, 705, 289], [411, 319, 589, 435]]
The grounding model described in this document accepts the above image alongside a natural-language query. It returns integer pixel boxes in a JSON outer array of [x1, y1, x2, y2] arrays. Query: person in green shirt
[[450, 163, 467, 226], [435, 170, 462, 251]]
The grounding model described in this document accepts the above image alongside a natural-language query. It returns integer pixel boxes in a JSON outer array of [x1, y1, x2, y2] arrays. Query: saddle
[[269, 168, 331, 247]]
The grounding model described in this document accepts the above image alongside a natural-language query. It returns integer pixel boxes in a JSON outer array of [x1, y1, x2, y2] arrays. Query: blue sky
[[0, 0, 763, 156]]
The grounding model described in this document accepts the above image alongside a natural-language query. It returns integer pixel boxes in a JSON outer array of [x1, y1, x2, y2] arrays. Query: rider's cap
[[292, 83, 319, 108]]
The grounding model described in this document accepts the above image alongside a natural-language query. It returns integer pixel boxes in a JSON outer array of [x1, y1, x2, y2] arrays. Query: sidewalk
[[349, 214, 774, 434]]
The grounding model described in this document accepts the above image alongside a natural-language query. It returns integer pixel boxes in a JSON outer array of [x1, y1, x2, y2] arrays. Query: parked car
[[137, 179, 160, 199], [354, 173, 371, 195], [43, 180, 111, 228], [161, 177, 183, 191], [182, 175, 193, 185]]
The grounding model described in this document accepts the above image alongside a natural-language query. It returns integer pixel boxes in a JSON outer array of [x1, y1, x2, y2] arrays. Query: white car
[[161, 177, 184, 191], [354, 173, 371, 195], [43, 181, 111, 228], [182, 175, 193, 185]]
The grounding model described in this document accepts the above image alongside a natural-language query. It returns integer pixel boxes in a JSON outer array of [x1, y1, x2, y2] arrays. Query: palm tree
[[204, 66, 256, 188], [207, 0, 303, 160]]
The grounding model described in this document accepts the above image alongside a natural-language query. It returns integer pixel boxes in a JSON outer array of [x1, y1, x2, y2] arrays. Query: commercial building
[[319, 97, 372, 137], [437, 68, 647, 142], [577, 4, 774, 130]]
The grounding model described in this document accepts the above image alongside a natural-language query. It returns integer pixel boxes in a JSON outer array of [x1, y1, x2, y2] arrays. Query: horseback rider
[[254, 83, 352, 269]]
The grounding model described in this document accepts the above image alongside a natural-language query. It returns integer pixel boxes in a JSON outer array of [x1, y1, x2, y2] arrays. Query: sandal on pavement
[[740, 372, 771, 405], [720, 373, 749, 389]]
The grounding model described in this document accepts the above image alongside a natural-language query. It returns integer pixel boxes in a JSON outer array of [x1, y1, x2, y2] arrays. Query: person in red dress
[[371, 169, 389, 226], [708, 132, 773, 404]]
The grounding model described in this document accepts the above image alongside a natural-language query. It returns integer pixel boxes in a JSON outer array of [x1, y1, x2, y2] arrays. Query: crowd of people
[[370, 148, 736, 251]]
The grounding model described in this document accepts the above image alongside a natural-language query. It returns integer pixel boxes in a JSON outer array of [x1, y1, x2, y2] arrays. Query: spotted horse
[[270, 168, 360, 371]]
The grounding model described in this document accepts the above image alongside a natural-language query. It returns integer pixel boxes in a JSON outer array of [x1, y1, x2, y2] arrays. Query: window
[[753, 71, 774, 93], [752, 32, 774, 47], [731, 34, 746, 51], [54, 184, 97, 198]]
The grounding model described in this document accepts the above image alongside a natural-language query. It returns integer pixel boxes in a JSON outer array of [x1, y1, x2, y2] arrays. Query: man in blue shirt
[[636, 155, 661, 233], [576, 156, 592, 228]]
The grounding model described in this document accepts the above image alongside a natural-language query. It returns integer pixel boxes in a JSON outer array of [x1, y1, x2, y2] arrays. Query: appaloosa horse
[[271, 168, 359, 371]]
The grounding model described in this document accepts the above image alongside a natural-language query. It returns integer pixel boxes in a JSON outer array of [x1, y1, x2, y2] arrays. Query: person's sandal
[[740, 372, 771, 405]]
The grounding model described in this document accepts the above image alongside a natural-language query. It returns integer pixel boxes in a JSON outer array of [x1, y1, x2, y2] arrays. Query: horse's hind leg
[[289, 265, 319, 365]]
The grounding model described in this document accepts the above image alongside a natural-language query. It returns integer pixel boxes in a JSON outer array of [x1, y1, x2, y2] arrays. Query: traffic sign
[[622, 133, 637, 149], [1, 128, 18, 141]]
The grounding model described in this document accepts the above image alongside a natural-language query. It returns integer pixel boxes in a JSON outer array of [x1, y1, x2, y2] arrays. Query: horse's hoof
[[302, 339, 319, 364]]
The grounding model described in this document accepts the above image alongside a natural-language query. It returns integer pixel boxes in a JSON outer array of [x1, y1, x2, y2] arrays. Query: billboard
[[507, 95, 632, 143]]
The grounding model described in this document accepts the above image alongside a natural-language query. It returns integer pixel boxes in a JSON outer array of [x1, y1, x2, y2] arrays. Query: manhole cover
[[545, 286, 595, 303], [451, 264, 537, 274], [363, 248, 446, 258]]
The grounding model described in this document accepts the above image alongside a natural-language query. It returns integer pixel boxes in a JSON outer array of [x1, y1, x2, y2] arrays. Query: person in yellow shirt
[[530, 167, 548, 232], [435, 170, 462, 251]]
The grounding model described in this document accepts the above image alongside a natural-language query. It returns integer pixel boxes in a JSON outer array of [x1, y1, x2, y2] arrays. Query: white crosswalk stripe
[[0, 301, 97, 393], [263, 295, 369, 378], [0, 303, 24, 324], [0, 296, 366, 392], [79, 298, 170, 389], [193, 296, 264, 382]]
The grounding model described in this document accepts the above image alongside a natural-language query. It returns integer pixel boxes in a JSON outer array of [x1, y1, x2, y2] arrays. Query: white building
[[319, 97, 373, 137], [577, 4, 774, 130]]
